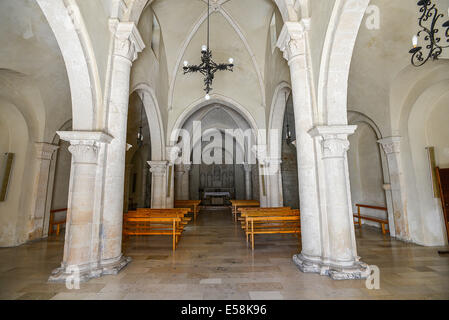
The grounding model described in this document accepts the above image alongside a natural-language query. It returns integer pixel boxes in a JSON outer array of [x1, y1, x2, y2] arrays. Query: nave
[[1, 208, 448, 300]]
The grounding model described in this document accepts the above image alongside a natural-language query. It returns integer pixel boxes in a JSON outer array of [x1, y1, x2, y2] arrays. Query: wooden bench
[[247, 214, 301, 250], [124, 215, 182, 251], [174, 200, 201, 222], [240, 208, 298, 242], [353, 204, 389, 235], [229, 200, 260, 222], [48, 208, 67, 236]]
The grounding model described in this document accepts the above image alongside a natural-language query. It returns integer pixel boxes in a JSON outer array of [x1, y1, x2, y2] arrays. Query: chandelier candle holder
[[409, 0, 449, 67], [182, 0, 234, 100]]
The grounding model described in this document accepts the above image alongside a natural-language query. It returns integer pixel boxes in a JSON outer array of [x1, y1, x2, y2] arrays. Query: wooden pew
[[48, 208, 67, 236], [240, 208, 297, 242], [124, 215, 182, 251], [135, 208, 191, 225], [229, 200, 260, 222], [174, 200, 201, 222], [353, 204, 389, 235], [247, 214, 301, 250]]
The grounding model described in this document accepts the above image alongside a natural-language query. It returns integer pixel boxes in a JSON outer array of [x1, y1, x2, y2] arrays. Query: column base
[[293, 253, 370, 280], [48, 263, 103, 283], [48, 256, 131, 283], [101, 254, 132, 275]]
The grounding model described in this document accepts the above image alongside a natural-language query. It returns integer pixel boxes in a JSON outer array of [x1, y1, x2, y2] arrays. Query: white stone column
[[174, 164, 186, 201], [100, 22, 144, 273], [266, 158, 283, 207], [258, 162, 269, 207], [181, 164, 191, 200], [28, 143, 59, 240], [309, 126, 369, 279], [49, 131, 113, 282], [243, 163, 252, 200], [277, 21, 323, 266], [148, 161, 168, 208], [378, 137, 410, 241]]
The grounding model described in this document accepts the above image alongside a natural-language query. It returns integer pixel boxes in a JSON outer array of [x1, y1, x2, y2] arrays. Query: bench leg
[[381, 223, 386, 235], [251, 221, 254, 251], [56, 225, 60, 236]]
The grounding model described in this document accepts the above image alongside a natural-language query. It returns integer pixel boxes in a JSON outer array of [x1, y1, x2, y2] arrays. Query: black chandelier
[[136, 103, 144, 148], [409, 0, 449, 67], [182, 0, 234, 100]]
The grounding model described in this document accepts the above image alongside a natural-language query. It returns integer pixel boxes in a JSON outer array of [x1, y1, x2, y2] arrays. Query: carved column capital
[[166, 145, 182, 165], [35, 142, 59, 160], [378, 137, 401, 154], [309, 126, 357, 159], [243, 163, 252, 173], [277, 20, 310, 63], [110, 20, 145, 63], [57, 131, 113, 164], [148, 160, 168, 176]]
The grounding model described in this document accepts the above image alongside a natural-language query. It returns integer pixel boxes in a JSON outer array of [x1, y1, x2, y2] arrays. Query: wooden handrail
[[355, 204, 387, 211], [50, 208, 68, 213]]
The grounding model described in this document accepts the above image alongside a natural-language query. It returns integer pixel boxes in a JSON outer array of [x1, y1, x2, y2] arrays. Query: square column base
[[293, 253, 370, 280], [48, 256, 131, 283]]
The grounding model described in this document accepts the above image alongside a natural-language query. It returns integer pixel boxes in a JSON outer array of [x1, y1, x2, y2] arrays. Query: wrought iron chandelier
[[409, 0, 449, 67], [136, 104, 144, 147], [182, 0, 234, 100]]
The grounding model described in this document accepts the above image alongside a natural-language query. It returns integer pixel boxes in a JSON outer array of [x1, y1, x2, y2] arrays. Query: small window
[[270, 13, 277, 53], [151, 14, 161, 59]]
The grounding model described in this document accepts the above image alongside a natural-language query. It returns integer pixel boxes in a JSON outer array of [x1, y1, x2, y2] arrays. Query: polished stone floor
[[0, 208, 448, 300]]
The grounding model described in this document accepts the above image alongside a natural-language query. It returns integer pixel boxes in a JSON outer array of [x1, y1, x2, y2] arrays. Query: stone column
[[123, 164, 133, 212], [258, 162, 269, 207], [148, 161, 168, 208], [277, 21, 323, 265], [138, 164, 148, 208], [28, 143, 59, 240], [378, 137, 410, 241], [100, 22, 144, 273], [309, 126, 368, 279], [266, 158, 283, 207], [243, 163, 252, 200], [49, 131, 113, 282], [174, 164, 186, 201], [181, 164, 191, 200]]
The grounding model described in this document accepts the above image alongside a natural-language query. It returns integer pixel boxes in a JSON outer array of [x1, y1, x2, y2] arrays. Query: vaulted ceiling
[[151, 0, 278, 112]]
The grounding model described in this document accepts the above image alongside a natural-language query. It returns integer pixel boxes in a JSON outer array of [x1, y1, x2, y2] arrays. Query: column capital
[[243, 163, 252, 173], [309, 125, 357, 159], [35, 142, 59, 160], [148, 160, 168, 176], [378, 137, 401, 154], [110, 20, 145, 62], [175, 162, 191, 173], [57, 131, 113, 164], [277, 20, 310, 63], [166, 145, 181, 164]]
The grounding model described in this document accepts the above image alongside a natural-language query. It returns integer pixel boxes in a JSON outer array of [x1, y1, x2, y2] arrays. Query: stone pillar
[[138, 165, 148, 208], [123, 164, 133, 212], [49, 131, 113, 282], [258, 162, 269, 207], [148, 161, 168, 208], [174, 164, 186, 201], [100, 22, 144, 273], [243, 163, 252, 200], [308, 126, 368, 279], [181, 164, 191, 200], [266, 158, 283, 207], [378, 137, 410, 241], [277, 21, 323, 265], [28, 143, 59, 240]]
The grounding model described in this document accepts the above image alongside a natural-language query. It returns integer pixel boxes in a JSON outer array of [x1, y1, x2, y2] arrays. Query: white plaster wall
[[348, 123, 387, 228], [0, 101, 30, 247]]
